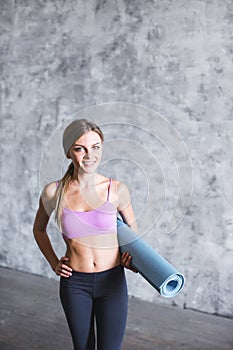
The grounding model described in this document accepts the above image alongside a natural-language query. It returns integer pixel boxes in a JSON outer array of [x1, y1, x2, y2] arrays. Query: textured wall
[[1, 0, 233, 318]]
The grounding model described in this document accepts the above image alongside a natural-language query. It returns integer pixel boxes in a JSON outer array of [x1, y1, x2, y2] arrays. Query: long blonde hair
[[54, 119, 104, 231]]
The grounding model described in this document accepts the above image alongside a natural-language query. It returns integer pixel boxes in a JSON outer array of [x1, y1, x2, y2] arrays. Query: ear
[[66, 151, 71, 159]]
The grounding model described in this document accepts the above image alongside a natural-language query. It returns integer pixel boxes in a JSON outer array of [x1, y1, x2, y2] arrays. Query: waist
[[64, 246, 121, 273], [71, 264, 123, 276]]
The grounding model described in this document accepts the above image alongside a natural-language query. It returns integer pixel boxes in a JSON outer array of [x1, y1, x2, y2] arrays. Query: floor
[[0, 266, 232, 350]]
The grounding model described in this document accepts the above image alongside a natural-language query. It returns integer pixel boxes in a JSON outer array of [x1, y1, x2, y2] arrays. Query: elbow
[[127, 222, 138, 234], [33, 224, 45, 238], [33, 221, 39, 236], [33, 226, 40, 240], [131, 220, 138, 233]]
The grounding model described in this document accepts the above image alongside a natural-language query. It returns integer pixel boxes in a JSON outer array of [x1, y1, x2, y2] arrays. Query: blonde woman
[[33, 119, 138, 350]]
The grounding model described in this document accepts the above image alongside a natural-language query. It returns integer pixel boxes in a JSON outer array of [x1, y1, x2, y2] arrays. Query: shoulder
[[41, 181, 58, 201], [34, 180, 59, 218], [111, 179, 131, 201], [97, 174, 115, 188], [98, 175, 130, 199], [114, 179, 130, 193]]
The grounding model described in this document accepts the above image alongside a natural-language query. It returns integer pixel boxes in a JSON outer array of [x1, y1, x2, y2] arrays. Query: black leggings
[[59, 265, 128, 350]]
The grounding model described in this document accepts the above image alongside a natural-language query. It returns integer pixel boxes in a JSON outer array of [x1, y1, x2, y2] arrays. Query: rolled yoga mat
[[117, 218, 185, 298]]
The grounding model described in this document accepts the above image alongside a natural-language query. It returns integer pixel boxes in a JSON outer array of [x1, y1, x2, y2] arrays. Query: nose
[[83, 148, 93, 157]]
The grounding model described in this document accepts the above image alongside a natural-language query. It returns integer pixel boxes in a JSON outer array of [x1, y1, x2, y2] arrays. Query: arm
[[116, 181, 138, 273], [32, 182, 72, 278], [117, 182, 138, 233]]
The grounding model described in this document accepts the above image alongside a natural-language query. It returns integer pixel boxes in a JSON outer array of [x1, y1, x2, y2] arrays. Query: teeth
[[83, 161, 95, 164]]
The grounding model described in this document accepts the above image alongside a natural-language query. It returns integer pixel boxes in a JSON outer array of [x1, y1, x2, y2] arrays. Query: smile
[[82, 161, 96, 165]]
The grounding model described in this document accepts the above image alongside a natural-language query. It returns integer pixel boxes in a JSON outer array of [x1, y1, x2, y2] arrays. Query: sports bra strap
[[107, 178, 112, 201], [55, 180, 59, 188]]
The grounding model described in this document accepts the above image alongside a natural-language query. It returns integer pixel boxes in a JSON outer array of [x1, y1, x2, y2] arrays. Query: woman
[[33, 119, 138, 350]]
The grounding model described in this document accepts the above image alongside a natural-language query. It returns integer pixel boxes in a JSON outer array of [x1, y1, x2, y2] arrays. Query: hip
[[59, 264, 127, 298]]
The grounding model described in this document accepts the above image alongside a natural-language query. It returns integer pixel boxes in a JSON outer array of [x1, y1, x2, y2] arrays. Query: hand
[[121, 252, 138, 273], [53, 256, 73, 278]]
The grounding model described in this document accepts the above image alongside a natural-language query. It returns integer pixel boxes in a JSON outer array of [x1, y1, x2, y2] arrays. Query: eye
[[74, 147, 85, 152], [93, 145, 101, 150]]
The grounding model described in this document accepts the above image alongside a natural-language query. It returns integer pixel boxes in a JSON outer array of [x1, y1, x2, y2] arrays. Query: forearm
[[33, 230, 59, 271], [121, 217, 138, 233], [128, 221, 138, 234]]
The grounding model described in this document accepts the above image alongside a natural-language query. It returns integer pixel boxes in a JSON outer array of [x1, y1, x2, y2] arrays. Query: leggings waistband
[[71, 264, 122, 277]]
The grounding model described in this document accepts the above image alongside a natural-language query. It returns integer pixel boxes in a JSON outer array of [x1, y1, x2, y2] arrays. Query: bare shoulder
[[97, 175, 130, 202], [110, 179, 131, 203], [41, 181, 58, 202], [97, 174, 115, 189], [40, 181, 59, 214], [114, 179, 130, 195]]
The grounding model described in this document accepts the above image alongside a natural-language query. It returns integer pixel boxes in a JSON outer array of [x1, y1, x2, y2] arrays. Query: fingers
[[55, 256, 73, 278], [121, 252, 131, 268], [121, 252, 138, 273]]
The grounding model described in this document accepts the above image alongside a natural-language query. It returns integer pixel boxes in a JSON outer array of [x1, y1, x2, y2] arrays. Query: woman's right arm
[[32, 183, 72, 277]]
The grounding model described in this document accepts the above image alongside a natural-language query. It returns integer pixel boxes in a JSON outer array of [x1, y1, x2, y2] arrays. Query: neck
[[71, 168, 97, 188]]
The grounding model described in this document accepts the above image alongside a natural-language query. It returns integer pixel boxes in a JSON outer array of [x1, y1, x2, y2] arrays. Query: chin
[[81, 164, 99, 173]]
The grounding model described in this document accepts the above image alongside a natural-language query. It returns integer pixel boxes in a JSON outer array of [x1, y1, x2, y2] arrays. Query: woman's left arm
[[116, 181, 138, 233], [116, 181, 138, 273]]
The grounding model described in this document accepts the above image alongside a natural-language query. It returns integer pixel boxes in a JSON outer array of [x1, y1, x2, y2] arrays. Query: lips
[[82, 161, 96, 166]]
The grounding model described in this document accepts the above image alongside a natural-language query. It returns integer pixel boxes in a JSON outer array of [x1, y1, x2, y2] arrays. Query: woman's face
[[68, 131, 103, 173]]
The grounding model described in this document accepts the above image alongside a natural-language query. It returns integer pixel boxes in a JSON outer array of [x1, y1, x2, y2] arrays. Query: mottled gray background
[[0, 0, 233, 318]]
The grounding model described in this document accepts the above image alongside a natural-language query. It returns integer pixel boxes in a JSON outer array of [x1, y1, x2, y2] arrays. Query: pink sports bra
[[55, 178, 117, 240]]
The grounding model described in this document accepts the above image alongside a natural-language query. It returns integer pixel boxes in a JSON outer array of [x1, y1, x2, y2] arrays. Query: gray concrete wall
[[1, 0, 233, 318]]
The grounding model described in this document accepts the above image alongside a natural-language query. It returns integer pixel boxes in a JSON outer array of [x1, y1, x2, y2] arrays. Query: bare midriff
[[63, 232, 121, 272]]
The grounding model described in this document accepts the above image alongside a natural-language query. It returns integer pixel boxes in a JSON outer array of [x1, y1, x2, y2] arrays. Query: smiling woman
[[32, 118, 138, 350], [68, 131, 103, 173]]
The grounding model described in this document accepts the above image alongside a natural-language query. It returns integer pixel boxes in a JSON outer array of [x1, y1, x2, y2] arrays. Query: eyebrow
[[73, 142, 101, 147]]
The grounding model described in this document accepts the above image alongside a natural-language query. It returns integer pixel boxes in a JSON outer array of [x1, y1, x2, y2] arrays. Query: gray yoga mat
[[117, 218, 185, 298]]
